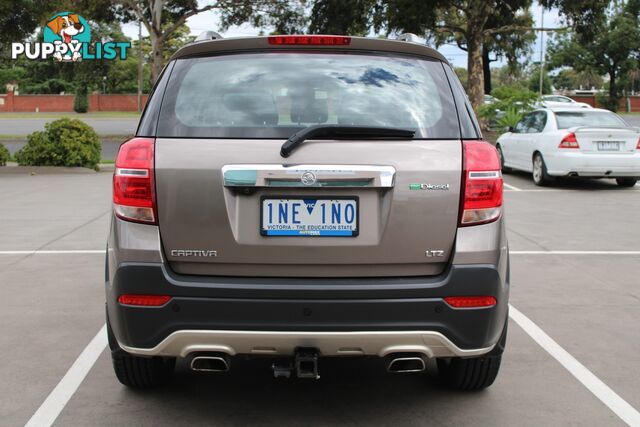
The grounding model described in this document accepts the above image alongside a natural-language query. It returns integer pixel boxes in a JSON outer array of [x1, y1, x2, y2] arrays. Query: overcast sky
[[122, 2, 562, 69]]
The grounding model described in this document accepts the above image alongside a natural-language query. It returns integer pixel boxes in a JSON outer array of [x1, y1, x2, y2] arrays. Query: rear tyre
[[437, 320, 507, 391], [107, 315, 175, 388], [111, 352, 176, 389], [616, 178, 638, 187], [496, 145, 511, 173], [532, 153, 553, 186]]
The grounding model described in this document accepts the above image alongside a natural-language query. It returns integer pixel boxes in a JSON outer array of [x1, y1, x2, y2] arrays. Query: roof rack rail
[[193, 31, 223, 43]]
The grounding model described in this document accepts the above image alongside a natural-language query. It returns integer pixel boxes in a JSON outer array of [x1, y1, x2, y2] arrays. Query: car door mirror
[[507, 126, 514, 133]]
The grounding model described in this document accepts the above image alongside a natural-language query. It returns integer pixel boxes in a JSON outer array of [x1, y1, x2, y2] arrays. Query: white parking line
[[511, 250, 640, 255], [502, 182, 522, 191], [509, 305, 640, 426], [25, 325, 107, 427], [0, 250, 105, 255]]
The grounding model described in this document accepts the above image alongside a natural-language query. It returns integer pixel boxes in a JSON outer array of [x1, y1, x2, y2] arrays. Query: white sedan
[[539, 95, 592, 109], [496, 108, 640, 186]]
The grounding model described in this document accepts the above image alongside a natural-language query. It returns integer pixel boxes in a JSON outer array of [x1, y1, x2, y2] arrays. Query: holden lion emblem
[[301, 171, 317, 186]]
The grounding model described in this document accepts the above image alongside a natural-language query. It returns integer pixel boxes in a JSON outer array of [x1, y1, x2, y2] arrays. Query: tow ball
[[272, 348, 320, 379]]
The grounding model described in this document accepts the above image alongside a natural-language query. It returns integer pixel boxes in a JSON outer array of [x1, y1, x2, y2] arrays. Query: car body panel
[[106, 35, 509, 361]]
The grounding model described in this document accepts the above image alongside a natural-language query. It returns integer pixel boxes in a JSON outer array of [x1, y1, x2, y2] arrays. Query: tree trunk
[[609, 69, 617, 112], [466, 33, 484, 111], [465, 1, 491, 111], [150, 33, 164, 84], [482, 46, 492, 95], [150, 0, 165, 84]]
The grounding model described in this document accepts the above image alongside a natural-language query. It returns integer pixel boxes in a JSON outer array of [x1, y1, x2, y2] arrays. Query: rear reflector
[[113, 138, 156, 224], [559, 133, 579, 149], [444, 296, 497, 308], [268, 35, 351, 45], [460, 141, 503, 226], [118, 294, 171, 307]]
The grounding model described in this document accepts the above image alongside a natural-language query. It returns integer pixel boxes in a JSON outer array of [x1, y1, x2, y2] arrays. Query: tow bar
[[272, 348, 320, 379]]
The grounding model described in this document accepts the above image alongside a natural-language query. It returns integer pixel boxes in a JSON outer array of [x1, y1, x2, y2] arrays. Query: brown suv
[[106, 34, 509, 390]]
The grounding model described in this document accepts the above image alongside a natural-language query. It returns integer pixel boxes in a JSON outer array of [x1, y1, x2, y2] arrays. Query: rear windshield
[[156, 52, 460, 139], [555, 111, 627, 129]]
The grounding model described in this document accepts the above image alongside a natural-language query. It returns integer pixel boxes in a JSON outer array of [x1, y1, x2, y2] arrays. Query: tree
[[548, 2, 640, 111], [379, 0, 535, 110], [527, 64, 551, 94], [0, 0, 56, 48], [110, 0, 306, 83], [308, 0, 378, 35]]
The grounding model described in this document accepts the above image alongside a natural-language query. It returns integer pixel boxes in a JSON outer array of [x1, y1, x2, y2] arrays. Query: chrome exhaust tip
[[386, 354, 426, 373], [190, 353, 230, 373]]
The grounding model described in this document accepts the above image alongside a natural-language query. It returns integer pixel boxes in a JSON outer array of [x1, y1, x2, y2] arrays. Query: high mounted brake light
[[268, 35, 351, 46], [113, 137, 157, 224], [559, 133, 579, 149], [460, 140, 503, 226]]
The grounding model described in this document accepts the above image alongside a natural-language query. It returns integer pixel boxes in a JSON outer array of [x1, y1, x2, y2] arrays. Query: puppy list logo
[[11, 12, 130, 62]]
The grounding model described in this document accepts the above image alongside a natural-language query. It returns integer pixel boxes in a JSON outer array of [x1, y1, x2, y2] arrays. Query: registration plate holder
[[261, 196, 359, 237], [596, 141, 621, 151]]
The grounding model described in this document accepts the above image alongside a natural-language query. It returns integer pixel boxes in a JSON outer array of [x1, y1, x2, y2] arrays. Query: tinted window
[[530, 111, 547, 133], [157, 52, 460, 139], [555, 111, 627, 129]]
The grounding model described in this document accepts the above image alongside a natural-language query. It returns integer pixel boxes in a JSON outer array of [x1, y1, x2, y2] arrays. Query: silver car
[[106, 34, 509, 390]]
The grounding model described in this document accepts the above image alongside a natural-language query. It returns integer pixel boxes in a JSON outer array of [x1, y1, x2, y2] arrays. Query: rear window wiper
[[280, 125, 415, 158]]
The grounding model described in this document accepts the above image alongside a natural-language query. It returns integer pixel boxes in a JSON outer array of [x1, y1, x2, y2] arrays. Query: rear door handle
[[222, 164, 396, 188]]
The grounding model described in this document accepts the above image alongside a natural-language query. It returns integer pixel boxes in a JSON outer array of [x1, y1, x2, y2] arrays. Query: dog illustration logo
[[44, 13, 91, 62]]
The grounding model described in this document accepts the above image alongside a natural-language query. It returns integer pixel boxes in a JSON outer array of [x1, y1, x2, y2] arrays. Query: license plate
[[596, 141, 621, 151], [261, 197, 358, 237]]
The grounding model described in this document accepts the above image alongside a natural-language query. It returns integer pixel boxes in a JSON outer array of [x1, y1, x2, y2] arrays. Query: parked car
[[538, 95, 592, 109], [496, 108, 640, 186], [107, 34, 509, 391]]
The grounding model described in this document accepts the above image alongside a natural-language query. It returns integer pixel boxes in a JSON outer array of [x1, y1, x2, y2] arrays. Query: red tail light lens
[[460, 140, 503, 226], [559, 133, 579, 149], [444, 296, 497, 308], [268, 35, 351, 45], [113, 138, 156, 224], [636, 137, 640, 150], [118, 294, 171, 307]]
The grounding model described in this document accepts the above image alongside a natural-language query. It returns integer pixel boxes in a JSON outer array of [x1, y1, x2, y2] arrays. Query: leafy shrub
[[496, 108, 523, 130], [74, 82, 89, 113], [15, 118, 101, 170], [478, 86, 540, 128], [0, 143, 10, 166]]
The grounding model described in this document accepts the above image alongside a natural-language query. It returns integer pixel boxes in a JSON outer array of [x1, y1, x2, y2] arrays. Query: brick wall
[[0, 90, 148, 112], [569, 95, 640, 112]]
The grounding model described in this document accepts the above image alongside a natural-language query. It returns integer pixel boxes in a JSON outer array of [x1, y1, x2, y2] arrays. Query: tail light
[[268, 35, 351, 45], [444, 296, 497, 308], [460, 140, 503, 226], [559, 133, 579, 149], [636, 137, 640, 150], [118, 294, 171, 307], [113, 137, 156, 224]]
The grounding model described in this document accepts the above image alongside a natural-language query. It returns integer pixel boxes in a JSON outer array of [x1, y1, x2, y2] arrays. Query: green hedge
[[0, 143, 9, 166], [15, 118, 101, 170]]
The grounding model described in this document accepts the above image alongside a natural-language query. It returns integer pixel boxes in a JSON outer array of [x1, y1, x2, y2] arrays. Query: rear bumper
[[545, 151, 640, 177], [106, 262, 509, 358]]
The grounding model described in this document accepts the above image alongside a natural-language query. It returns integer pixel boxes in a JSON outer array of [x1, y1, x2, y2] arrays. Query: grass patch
[[0, 134, 27, 140], [0, 111, 141, 119]]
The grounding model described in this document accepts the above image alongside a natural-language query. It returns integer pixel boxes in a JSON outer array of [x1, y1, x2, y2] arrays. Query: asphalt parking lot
[[1, 170, 639, 426]]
